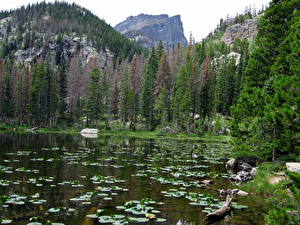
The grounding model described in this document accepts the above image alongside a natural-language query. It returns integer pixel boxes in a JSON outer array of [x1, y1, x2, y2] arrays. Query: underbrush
[[243, 162, 300, 225]]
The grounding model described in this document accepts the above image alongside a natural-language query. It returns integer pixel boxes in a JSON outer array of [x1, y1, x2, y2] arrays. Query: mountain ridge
[[115, 13, 188, 49]]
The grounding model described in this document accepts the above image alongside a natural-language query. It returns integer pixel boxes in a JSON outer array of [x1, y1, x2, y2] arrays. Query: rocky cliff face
[[115, 14, 188, 49], [0, 17, 110, 68], [221, 17, 259, 45]]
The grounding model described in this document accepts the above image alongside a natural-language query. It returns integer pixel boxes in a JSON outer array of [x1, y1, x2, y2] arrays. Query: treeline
[[0, 36, 250, 133], [0, 1, 143, 61]]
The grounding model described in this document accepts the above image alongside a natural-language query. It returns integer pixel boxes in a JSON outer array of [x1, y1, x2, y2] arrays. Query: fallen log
[[204, 193, 233, 221]]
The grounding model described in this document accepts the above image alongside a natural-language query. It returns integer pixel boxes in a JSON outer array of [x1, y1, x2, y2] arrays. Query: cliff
[[221, 17, 259, 45], [115, 14, 188, 49]]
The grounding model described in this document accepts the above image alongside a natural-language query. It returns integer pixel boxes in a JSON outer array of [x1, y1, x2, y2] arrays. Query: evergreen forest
[[0, 0, 300, 224]]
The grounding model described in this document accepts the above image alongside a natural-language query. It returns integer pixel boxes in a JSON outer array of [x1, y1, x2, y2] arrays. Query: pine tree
[[140, 48, 158, 130], [1, 60, 14, 119], [230, 0, 300, 160], [85, 67, 103, 126], [172, 53, 193, 133], [29, 62, 45, 126], [58, 54, 67, 120]]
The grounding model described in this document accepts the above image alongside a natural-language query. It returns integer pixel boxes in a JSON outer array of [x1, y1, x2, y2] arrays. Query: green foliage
[[85, 67, 106, 126], [140, 48, 158, 130], [28, 61, 58, 127], [172, 53, 193, 132], [1, 1, 143, 61], [0, 60, 14, 119], [231, 0, 300, 160], [264, 170, 300, 225]]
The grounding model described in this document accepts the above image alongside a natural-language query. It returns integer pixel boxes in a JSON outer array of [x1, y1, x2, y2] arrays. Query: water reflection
[[0, 133, 266, 225]]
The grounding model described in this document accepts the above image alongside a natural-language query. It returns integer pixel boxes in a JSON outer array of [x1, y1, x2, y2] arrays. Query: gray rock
[[286, 162, 300, 173], [115, 14, 188, 49], [221, 17, 259, 45], [226, 158, 236, 171], [237, 162, 253, 172], [226, 158, 253, 172], [80, 128, 99, 134], [250, 167, 258, 177], [230, 171, 252, 182]]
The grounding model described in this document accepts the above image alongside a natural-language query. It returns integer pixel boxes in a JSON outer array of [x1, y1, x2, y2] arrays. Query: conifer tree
[[231, 0, 300, 160], [58, 55, 67, 119], [140, 48, 158, 130], [1, 60, 14, 119], [172, 53, 193, 133], [85, 67, 103, 126]]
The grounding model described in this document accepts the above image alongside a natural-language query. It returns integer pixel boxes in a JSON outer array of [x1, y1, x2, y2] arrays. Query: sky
[[1, 0, 271, 41]]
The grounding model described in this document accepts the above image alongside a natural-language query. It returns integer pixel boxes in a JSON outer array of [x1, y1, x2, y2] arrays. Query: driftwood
[[24, 127, 38, 132], [205, 193, 233, 221], [204, 188, 249, 222]]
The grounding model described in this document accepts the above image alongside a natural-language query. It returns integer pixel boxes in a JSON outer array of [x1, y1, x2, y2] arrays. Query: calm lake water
[[0, 133, 267, 225]]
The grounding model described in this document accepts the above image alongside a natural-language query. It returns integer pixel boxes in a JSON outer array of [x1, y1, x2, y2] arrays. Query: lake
[[0, 133, 267, 225]]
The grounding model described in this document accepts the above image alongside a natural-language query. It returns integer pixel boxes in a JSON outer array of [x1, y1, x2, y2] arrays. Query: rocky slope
[[0, 2, 142, 65], [115, 14, 188, 49], [0, 17, 108, 67], [221, 17, 259, 45]]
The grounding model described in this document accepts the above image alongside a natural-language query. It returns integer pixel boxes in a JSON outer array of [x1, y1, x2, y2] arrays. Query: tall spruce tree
[[85, 67, 103, 126], [172, 53, 193, 133], [140, 48, 158, 130], [230, 0, 300, 160]]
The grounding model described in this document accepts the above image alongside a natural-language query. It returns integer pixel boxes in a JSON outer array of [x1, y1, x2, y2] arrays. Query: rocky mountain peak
[[115, 14, 188, 49]]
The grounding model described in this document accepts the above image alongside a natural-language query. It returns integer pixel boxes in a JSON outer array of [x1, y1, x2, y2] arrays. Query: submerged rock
[[219, 189, 249, 197], [201, 180, 214, 185]]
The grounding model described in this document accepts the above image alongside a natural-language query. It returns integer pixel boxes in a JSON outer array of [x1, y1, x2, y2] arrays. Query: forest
[[0, 0, 299, 161], [0, 0, 299, 224]]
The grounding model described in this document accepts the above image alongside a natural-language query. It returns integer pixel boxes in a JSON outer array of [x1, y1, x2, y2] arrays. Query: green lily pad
[[1, 219, 13, 224], [86, 214, 98, 219], [156, 218, 167, 222], [128, 217, 149, 222]]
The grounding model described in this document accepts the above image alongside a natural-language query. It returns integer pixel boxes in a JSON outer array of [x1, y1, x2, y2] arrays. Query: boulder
[[225, 158, 236, 171], [80, 128, 99, 134], [220, 189, 249, 197], [226, 158, 253, 173], [250, 167, 258, 177], [269, 173, 286, 185], [229, 171, 252, 182], [286, 162, 300, 173], [236, 162, 253, 172]]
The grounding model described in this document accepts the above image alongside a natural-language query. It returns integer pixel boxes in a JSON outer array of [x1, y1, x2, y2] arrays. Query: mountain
[[0, 1, 143, 64], [115, 14, 188, 49]]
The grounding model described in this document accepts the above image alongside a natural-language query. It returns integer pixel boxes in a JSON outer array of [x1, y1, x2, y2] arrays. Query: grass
[[99, 129, 231, 142], [0, 124, 230, 142], [242, 162, 300, 225]]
